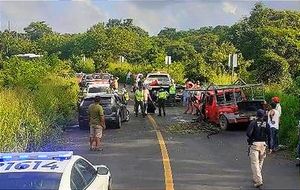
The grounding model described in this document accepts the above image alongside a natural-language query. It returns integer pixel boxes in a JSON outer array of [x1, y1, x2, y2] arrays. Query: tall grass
[[0, 89, 46, 152], [0, 56, 79, 152]]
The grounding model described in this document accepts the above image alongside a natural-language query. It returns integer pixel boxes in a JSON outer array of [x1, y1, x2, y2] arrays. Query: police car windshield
[[0, 172, 62, 190]]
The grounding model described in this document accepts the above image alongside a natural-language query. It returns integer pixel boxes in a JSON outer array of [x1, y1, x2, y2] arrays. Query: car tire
[[219, 115, 229, 130], [79, 124, 88, 130], [125, 109, 130, 122], [115, 115, 122, 129]]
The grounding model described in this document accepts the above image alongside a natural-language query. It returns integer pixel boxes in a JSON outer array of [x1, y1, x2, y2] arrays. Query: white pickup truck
[[143, 72, 172, 89]]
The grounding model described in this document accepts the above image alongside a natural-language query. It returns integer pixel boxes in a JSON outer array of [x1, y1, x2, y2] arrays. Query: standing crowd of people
[[132, 74, 173, 118]]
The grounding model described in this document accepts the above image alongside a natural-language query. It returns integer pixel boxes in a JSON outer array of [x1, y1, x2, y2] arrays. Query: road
[[61, 105, 300, 190]]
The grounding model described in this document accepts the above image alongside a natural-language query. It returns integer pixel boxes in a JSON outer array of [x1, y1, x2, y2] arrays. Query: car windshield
[[102, 74, 110, 79], [0, 172, 62, 190], [82, 97, 112, 107], [85, 75, 93, 80], [147, 75, 169, 82], [88, 87, 108, 93]]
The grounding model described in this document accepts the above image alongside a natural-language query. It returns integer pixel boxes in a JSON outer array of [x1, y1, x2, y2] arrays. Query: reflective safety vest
[[169, 86, 176, 95], [158, 91, 168, 100], [124, 92, 129, 101], [135, 90, 144, 101]]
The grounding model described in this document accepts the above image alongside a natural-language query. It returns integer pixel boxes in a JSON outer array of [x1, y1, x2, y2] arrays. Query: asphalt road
[[62, 104, 300, 190]]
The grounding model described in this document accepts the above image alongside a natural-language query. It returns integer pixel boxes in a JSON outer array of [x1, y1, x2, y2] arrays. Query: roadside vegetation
[[0, 56, 79, 152], [0, 3, 299, 151]]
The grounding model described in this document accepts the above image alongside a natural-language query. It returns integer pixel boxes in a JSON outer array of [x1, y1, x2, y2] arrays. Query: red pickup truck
[[192, 84, 265, 130]]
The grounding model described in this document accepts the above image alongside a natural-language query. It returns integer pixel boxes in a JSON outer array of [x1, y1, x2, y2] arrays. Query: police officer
[[122, 88, 130, 105], [246, 109, 270, 189], [169, 83, 176, 106], [134, 85, 145, 117], [157, 86, 169, 116]]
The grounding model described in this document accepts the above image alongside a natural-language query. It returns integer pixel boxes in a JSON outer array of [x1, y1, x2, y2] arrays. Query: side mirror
[[97, 166, 109, 175]]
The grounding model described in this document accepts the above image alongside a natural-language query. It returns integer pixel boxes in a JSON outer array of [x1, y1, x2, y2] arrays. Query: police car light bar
[[0, 151, 73, 162]]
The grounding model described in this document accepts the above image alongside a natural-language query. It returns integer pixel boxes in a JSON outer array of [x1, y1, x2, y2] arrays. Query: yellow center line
[[148, 115, 175, 190]]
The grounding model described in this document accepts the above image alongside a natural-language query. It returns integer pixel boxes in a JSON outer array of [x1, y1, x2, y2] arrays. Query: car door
[[205, 94, 218, 123], [114, 94, 126, 121]]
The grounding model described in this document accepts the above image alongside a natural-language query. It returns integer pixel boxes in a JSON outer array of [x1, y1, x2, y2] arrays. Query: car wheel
[[115, 115, 122, 129], [125, 109, 130, 122], [79, 123, 88, 130], [219, 115, 229, 130]]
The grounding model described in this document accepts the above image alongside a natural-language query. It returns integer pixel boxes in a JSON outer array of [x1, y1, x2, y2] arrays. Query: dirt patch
[[166, 120, 221, 138]]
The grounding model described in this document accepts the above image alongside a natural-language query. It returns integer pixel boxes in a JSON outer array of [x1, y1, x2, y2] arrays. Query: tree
[[24, 21, 53, 41], [254, 50, 290, 84]]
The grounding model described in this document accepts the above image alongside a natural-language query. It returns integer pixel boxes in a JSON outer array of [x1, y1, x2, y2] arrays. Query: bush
[[0, 56, 79, 152], [107, 62, 185, 84], [0, 89, 46, 151], [265, 85, 300, 150]]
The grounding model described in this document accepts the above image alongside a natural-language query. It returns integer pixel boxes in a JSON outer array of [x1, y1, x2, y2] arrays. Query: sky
[[0, 0, 299, 35]]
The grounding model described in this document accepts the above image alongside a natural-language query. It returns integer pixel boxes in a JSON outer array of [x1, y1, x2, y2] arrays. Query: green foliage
[[254, 50, 291, 84], [1, 57, 48, 90], [24, 21, 53, 41], [0, 89, 45, 151], [70, 56, 95, 74], [0, 56, 79, 151]]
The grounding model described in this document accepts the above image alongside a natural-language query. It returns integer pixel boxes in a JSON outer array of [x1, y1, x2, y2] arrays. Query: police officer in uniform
[[246, 109, 270, 189], [169, 83, 176, 106], [134, 85, 145, 117], [157, 86, 169, 116]]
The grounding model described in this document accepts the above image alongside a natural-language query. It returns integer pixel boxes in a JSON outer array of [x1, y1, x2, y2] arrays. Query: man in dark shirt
[[247, 109, 269, 189]]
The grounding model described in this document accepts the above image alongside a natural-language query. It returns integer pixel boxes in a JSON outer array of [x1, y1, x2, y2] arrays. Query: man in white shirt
[[272, 96, 282, 116], [268, 102, 280, 153], [143, 86, 151, 114]]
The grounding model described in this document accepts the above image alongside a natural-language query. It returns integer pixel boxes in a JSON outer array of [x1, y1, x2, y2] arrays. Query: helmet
[[272, 96, 280, 103]]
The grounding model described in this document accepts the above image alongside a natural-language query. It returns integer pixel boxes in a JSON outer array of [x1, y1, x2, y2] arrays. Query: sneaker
[[254, 183, 263, 188]]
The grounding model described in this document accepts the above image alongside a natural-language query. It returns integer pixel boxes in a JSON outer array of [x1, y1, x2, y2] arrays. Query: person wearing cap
[[268, 102, 280, 153], [246, 109, 270, 189], [272, 96, 282, 117], [88, 96, 106, 151]]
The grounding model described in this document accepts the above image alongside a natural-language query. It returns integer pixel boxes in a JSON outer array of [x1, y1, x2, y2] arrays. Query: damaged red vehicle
[[201, 83, 265, 130]]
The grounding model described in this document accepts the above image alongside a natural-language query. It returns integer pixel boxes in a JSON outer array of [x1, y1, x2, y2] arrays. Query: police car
[[0, 151, 112, 190]]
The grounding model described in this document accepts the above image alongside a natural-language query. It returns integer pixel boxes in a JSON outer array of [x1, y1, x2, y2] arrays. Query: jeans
[[158, 99, 166, 116], [135, 101, 145, 117], [269, 128, 279, 150]]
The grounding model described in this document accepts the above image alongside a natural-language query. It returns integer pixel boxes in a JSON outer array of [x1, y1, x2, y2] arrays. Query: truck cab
[[203, 84, 265, 130]]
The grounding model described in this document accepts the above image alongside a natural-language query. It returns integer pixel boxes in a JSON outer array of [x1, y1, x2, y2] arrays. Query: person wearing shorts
[[88, 96, 106, 151]]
